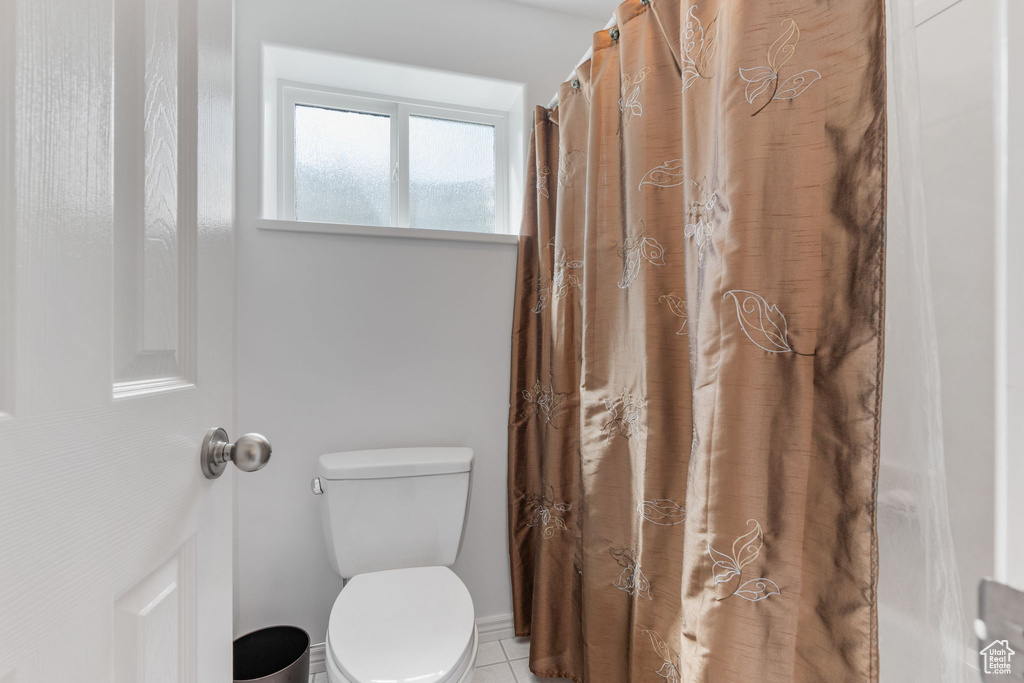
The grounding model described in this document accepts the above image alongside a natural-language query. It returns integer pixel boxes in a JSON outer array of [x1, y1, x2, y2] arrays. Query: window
[[280, 84, 508, 235]]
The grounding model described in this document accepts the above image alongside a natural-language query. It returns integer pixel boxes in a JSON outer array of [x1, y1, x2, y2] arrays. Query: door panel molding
[[114, 538, 197, 683], [112, 0, 199, 396]]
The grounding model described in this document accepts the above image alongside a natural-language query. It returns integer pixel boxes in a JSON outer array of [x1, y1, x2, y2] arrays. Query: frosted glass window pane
[[409, 116, 496, 233], [294, 105, 391, 226]]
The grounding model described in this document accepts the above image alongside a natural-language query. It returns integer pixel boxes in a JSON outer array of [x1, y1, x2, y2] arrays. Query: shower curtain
[[508, 1, 889, 680]]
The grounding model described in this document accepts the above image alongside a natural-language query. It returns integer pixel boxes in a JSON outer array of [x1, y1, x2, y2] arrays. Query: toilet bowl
[[314, 448, 478, 683], [324, 567, 477, 683]]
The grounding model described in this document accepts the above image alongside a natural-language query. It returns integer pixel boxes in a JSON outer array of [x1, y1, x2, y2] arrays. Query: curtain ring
[[609, 27, 620, 40], [571, 78, 581, 89]]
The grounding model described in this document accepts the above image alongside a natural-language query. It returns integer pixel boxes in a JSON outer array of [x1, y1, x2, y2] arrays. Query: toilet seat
[[325, 566, 477, 683]]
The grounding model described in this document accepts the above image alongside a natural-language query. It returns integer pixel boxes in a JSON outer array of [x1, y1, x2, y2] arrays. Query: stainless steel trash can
[[233, 626, 310, 683]]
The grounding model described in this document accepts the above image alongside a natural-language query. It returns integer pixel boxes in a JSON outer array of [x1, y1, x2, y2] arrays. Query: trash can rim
[[234, 625, 311, 683]]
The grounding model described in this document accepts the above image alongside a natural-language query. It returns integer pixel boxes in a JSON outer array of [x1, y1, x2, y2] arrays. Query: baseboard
[[308, 613, 516, 674], [476, 613, 516, 643], [310, 642, 326, 675]]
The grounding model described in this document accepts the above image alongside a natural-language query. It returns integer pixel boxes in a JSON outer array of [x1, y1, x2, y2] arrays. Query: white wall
[[995, 0, 1024, 594], [915, 0, 998, 626], [234, 0, 607, 644]]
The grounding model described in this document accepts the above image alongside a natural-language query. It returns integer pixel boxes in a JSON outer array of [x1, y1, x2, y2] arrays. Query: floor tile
[[473, 662, 517, 683], [499, 636, 531, 661], [476, 640, 508, 666]]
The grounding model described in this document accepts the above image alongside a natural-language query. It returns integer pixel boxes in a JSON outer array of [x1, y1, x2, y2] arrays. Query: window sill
[[256, 218, 520, 246]]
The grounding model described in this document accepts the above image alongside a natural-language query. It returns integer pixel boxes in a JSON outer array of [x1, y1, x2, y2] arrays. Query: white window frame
[[278, 81, 510, 234]]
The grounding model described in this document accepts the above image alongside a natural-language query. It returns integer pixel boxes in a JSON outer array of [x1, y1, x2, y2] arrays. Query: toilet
[[314, 447, 477, 683]]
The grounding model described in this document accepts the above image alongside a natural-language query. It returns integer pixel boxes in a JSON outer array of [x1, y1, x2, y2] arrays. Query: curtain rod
[[546, 14, 618, 110]]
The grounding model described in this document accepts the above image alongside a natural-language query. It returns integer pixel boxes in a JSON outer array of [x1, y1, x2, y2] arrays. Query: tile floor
[[309, 637, 571, 682]]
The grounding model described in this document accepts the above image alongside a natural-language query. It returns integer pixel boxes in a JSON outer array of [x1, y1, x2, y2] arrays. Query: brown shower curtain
[[507, 1, 886, 681]]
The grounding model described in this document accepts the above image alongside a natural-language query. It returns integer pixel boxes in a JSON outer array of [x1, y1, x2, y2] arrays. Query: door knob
[[201, 427, 272, 479]]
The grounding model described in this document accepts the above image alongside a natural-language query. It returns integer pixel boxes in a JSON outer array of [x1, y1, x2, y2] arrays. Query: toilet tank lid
[[318, 447, 474, 480]]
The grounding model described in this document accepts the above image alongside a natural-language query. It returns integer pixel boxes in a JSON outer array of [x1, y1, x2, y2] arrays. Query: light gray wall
[[915, 0, 997, 626], [234, 0, 606, 643], [1000, 0, 1024, 592]]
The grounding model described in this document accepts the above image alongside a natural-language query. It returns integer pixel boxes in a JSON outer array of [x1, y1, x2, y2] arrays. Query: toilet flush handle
[[311, 477, 323, 495]]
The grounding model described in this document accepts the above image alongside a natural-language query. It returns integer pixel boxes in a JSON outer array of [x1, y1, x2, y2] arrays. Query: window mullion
[[389, 105, 401, 228], [397, 105, 410, 228]]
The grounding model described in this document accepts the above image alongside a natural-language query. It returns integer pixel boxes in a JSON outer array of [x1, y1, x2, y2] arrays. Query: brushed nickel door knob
[[201, 427, 273, 479]]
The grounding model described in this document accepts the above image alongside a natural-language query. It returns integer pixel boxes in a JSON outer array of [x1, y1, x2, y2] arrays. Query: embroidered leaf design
[[707, 519, 781, 602], [620, 250, 643, 290], [655, 662, 681, 683], [627, 567, 652, 599], [620, 86, 642, 117], [619, 67, 651, 119], [640, 236, 667, 266], [644, 629, 674, 664], [617, 228, 667, 289], [521, 377, 570, 425], [537, 165, 550, 199], [734, 578, 782, 602], [643, 630, 681, 683], [732, 519, 763, 569], [551, 246, 582, 299], [682, 5, 706, 67], [639, 159, 685, 190], [682, 69, 700, 92], [682, 5, 718, 90], [524, 485, 571, 538], [610, 547, 652, 599], [621, 66, 651, 92], [707, 542, 741, 585], [532, 277, 551, 314], [602, 389, 648, 438], [775, 69, 821, 100], [698, 14, 719, 75], [639, 499, 686, 525], [533, 242, 582, 313], [739, 18, 819, 115], [723, 289, 795, 353], [768, 18, 800, 71], [739, 66, 777, 104], [659, 294, 688, 335], [659, 294, 686, 319], [684, 179, 718, 261], [544, 516, 568, 538]]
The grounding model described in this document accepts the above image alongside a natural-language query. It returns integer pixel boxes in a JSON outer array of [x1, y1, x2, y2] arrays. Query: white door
[[0, 0, 236, 680]]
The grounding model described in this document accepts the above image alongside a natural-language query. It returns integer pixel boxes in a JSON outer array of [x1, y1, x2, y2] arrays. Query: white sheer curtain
[[879, 0, 973, 680]]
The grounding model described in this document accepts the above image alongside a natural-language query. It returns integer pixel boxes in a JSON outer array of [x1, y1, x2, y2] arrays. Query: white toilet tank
[[317, 447, 473, 579]]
